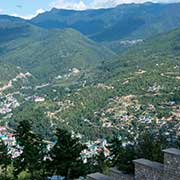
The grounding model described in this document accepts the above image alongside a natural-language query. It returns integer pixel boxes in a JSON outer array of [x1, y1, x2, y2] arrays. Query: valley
[[0, 2, 180, 178], [0, 25, 179, 142]]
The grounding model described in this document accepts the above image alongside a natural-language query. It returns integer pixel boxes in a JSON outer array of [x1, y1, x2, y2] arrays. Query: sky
[[0, 0, 179, 19]]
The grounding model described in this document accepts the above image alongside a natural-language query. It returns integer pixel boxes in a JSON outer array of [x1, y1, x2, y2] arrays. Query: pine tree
[[13, 120, 47, 179], [0, 139, 11, 179], [96, 151, 109, 174], [49, 128, 87, 180], [109, 137, 136, 174]]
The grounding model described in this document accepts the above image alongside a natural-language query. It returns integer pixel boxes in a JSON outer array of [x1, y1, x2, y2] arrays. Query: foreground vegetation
[[0, 119, 180, 179]]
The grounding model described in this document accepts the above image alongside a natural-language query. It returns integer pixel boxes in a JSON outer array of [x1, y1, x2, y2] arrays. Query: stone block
[[133, 159, 163, 180], [109, 167, 134, 180], [87, 172, 112, 180], [163, 148, 180, 180]]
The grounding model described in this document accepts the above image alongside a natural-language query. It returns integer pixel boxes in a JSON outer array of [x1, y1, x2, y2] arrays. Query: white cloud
[[36, 8, 45, 15], [90, 0, 151, 9], [51, 0, 180, 10], [90, 0, 180, 9], [6, 0, 180, 19], [51, 0, 87, 10], [12, 8, 45, 19]]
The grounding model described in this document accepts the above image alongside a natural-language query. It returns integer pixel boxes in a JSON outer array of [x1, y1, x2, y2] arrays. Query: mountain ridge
[[31, 2, 180, 42]]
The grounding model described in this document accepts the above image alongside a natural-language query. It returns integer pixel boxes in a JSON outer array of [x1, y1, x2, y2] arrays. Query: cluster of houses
[[55, 68, 81, 80], [0, 126, 15, 146], [0, 126, 55, 159], [82, 139, 110, 162], [0, 126, 26, 158], [0, 94, 20, 115], [34, 96, 45, 102]]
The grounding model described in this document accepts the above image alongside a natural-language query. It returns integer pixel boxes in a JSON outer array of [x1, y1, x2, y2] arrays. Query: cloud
[[36, 8, 45, 15], [89, 0, 151, 8], [12, 8, 45, 19], [6, 0, 180, 19], [90, 0, 180, 8], [51, 0, 180, 10], [51, 0, 87, 10]]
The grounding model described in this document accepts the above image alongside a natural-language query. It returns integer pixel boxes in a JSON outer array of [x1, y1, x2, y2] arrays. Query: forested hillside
[[0, 3, 179, 142], [6, 29, 179, 140], [0, 15, 114, 82]]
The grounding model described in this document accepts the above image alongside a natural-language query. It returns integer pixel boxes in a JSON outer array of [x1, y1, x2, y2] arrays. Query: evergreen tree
[[13, 120, 47, 179], [84, 150, 110, 176], [137, 130, 168, 163], [109, 137, 136, 174], [96, 151, 109, 174], [49, 128, 87, 180], [109, 120, 180, 174], [0, 139, 11, 179]]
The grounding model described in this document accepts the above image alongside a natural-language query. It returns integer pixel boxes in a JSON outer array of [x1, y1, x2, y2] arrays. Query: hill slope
[[8, 29, 180, 140], [0, 15, 41, 43], [0, 15, 115, 82], [31, 2, 180, 42]]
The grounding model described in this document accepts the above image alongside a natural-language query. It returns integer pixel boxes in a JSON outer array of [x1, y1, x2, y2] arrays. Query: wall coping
[[133, 158, 164, 171], [109, 167, 134, 178], [87, 173, 112, 180], [163, 148, 180, 156]]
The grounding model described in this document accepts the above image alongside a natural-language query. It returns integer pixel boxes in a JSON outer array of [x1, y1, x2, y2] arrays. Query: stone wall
[[87, 172, 111, 180], [109, 167, 134, 180], [163, 148, 180, 180], [133, 159, 164, 180], [87, 148, 180, 180]]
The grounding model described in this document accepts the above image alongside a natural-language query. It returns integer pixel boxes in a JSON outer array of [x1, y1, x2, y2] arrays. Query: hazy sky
[[0, 0, 179, 19]]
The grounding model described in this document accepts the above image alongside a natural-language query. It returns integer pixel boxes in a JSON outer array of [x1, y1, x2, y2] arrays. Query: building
[[0, 126, 6, 132], [34, 96, 45, 102]]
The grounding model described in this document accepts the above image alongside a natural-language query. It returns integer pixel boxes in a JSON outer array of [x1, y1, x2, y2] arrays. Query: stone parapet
[[109, 167, 134, 180], [163, 148, 180, 180], [133, 158, 164, 180], [87, 148, 180, 180], [87, 172, 112, 180]]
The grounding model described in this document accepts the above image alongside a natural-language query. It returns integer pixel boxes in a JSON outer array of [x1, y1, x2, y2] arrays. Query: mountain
[[0, 11, 179, 141], [0, 15, 41, 44], [0, 17, 38, 89], [31, 2, 180, 42], [0, 15, 115, 82]]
